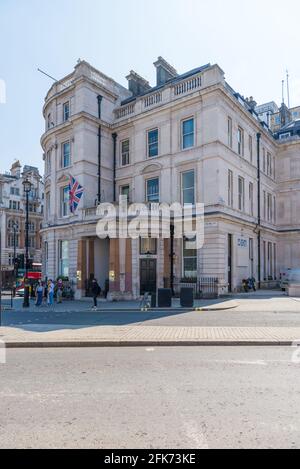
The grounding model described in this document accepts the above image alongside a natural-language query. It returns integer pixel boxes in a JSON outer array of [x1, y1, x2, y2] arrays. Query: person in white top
[[48, 280, 55, 306]]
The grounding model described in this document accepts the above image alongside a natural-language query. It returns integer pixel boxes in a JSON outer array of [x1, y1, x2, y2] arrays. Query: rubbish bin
[[151, 293, 157, 308], [180, 288, 194, 308], [157, 288, 172, 308]]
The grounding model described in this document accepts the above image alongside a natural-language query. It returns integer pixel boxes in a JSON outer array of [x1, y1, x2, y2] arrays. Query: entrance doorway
[[140, 259, 157, 295], [228, 234, 233, 292]]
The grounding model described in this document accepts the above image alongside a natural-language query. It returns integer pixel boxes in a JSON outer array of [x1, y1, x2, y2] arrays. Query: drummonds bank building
[[41, 58, 300, 299]]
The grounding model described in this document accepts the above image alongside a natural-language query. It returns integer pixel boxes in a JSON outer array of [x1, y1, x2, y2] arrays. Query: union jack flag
[[69, 175, 84, 214]]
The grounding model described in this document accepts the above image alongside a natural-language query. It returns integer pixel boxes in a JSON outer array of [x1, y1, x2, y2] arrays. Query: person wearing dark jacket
[[91, 279, 101, 310]]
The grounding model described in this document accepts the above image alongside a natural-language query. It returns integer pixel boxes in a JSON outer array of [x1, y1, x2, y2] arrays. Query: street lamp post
[[22, 178, 32, 308], [12, 221, 17, 298]]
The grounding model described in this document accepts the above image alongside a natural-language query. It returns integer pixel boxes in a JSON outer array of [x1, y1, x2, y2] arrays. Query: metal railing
[[173, 277, 219, 299]]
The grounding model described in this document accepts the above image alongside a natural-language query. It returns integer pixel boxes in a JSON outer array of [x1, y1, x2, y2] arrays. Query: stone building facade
[[40, 59, 300, 298], [0, 161, 44, 272]]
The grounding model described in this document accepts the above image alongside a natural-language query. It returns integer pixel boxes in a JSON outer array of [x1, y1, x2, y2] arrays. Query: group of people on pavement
[[34, 277, 102, 310], [35, 279, 54, 307], [34, 279, 63, 307]]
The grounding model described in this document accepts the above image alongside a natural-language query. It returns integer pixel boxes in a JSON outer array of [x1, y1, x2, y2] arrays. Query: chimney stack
[[246, 96, 257, 111], [126, 71, 151, 97], [153, 57, 178, 86], [10, 160, 21, 179]]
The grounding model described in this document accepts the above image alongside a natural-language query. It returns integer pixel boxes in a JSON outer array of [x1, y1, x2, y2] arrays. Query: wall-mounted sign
[[237, 238, 248, 267], [237, 238, 248, 249]]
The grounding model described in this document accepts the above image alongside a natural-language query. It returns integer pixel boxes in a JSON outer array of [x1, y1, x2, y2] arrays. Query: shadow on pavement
[[0, 297, 234, 333]]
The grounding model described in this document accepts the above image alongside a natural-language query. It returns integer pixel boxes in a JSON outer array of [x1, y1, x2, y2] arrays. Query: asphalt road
[[0, 347, 300, 449], [2, 308, 300, 330]]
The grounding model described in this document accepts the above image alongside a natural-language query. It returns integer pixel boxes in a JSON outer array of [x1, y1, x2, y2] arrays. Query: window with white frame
[[238, 176, 245, 211], [183, 237, 197, 279], [147, 129, 159, 158], [182, 118, 195, 150], [146, 178, 159, 203], [8, 234, 19, 248], [61, 186, 69, 217], [121, 139, 130, 166], [28, 221, 35, 232], [62, 141, 71, 168], [228, 169, 233, 207], [182, 170, 195, 205], [237, 127, 244, 156], [63, 102, 70, 122], [120, 185, 130, 202], [58, 240, 69, 277]]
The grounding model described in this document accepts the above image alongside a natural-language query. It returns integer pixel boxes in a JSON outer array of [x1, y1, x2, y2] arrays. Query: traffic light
[[18, 254, 25, 270]]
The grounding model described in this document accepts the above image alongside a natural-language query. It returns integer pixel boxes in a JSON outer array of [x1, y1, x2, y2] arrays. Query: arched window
[[7, 219, 19, 231]]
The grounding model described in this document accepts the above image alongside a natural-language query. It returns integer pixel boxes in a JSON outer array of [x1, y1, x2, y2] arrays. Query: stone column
[[109, 238, 120, 294], [164, 238, 171, 288], [77, 239, 87, 297], [125, 238, 133, 295], [119, 238, 126, 293], [88, 239, 95, 278]]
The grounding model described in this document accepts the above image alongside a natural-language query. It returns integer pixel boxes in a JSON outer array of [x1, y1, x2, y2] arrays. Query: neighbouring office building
[[40, 59, 300, 299], [0, 161, 44, 276]]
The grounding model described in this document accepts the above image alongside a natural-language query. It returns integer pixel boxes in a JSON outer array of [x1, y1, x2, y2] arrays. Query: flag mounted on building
[[69, 175, 84, 214]]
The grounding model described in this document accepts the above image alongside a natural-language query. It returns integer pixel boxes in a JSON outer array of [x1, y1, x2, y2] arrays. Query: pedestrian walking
[[57, 279, 63, 304], [47, 280, 55, 306], [91, 279, 101, 310], [35, 281, 43, 307]]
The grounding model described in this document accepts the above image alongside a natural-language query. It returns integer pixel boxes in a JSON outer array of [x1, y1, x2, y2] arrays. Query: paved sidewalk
[[1, 325, 300, 347], [7, 297, 238, 313]]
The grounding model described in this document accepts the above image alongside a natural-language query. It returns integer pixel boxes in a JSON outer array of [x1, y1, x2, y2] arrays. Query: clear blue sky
[[0, 0, 299, 174]]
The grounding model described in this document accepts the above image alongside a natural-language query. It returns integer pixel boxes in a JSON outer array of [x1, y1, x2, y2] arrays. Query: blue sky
[[0, 0, 299, 174]]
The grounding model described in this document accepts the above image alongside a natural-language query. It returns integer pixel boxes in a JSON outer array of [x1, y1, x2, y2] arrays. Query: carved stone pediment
[[57, 174, 70, 185], [141, 163, 162, 175]]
